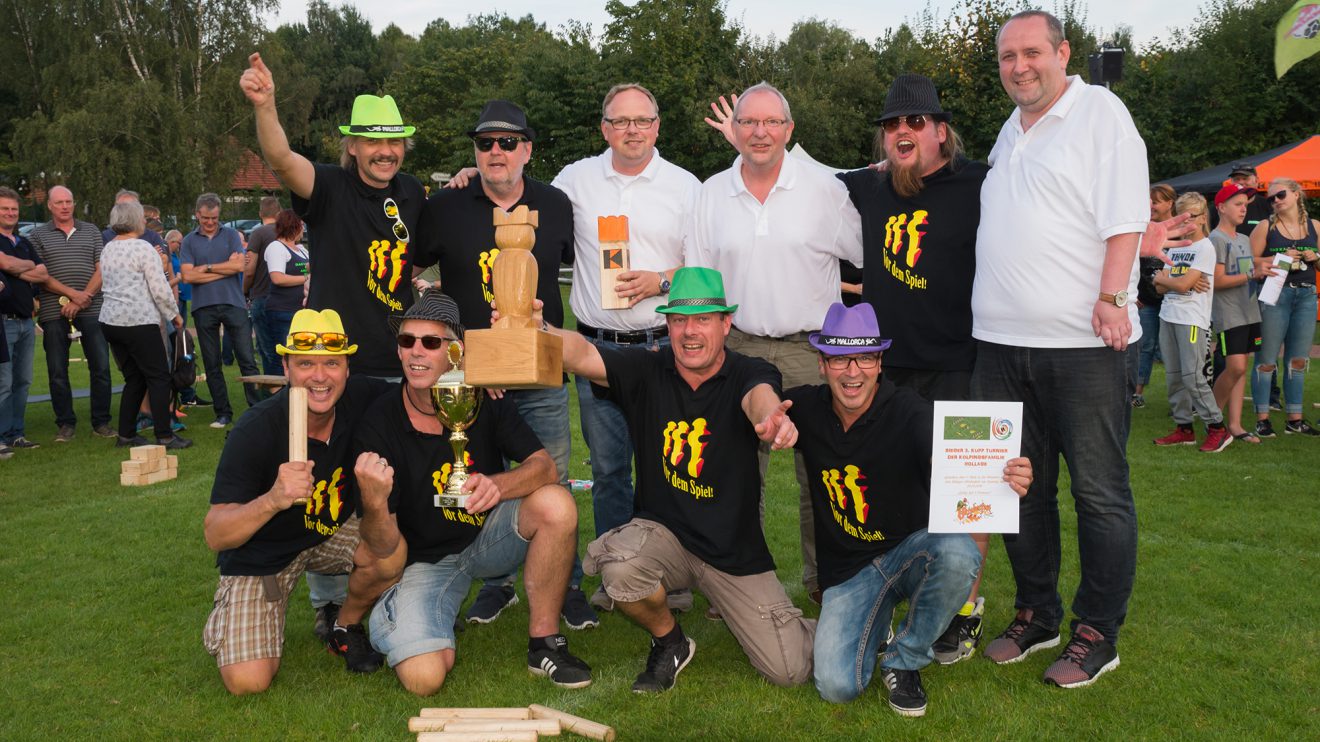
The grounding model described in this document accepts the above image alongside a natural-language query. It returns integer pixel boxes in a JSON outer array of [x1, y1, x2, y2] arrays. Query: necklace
[[404, 386, 435, 417]]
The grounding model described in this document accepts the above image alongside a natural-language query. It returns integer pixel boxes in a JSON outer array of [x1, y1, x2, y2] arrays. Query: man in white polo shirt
[[688, 81, 863, 599], [551, 83, 700, 613], [970, 10, 1148, 689]]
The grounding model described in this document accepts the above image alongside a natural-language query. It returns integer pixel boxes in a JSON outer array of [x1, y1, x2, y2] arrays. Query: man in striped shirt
[[27, 185, 115, 442]]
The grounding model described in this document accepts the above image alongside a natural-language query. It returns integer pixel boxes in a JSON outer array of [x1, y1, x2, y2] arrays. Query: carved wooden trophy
[[464, 205, 563, 388], [598, 215, 631, 310]]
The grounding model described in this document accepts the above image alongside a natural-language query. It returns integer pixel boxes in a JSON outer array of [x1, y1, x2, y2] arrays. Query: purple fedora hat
[[808, 302, 892, 355]]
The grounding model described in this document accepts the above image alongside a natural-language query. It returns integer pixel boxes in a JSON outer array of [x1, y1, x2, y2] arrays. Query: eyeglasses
[[287, 331, 349, 352], [823, 353, 881, 370], [397, 333, 457, 350], [1270, 191, 1289, 202], [880, 114, 930, 133], [734, 118, 788, 130], [383, 197, 409, 243], [604, 116, 657, 130], [473, 136, 527, 152]]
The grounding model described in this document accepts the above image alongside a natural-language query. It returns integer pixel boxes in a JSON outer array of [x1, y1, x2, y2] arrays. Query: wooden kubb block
[[129, 445, 166, 462], [464, 328, 563, 389]]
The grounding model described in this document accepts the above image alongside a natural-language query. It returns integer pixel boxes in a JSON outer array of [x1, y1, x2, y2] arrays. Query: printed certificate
[[929, 401, 1023, 533]]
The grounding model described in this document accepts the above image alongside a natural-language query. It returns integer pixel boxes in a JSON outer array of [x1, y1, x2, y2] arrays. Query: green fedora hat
[[338, 94, 416, 138], [655, 267, 739, 315]]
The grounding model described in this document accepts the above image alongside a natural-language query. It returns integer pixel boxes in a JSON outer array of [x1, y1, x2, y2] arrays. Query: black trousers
[[101, 323, 173, 439]]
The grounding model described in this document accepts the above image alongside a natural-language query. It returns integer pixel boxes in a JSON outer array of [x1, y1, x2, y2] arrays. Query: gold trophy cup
[[430, 341, 482, 509], [57, 296, 82, 340]]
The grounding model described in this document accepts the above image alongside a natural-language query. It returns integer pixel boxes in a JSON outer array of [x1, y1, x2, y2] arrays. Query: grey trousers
[[1159, 320, 1222, 426]]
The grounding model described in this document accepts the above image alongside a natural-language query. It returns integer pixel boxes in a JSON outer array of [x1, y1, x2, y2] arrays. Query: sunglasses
[[880, 114, 930, 133], [473, 136, 527, 152], [397, 333, 457, 350], [823, 353, 880, 370], [1269, 191, 1289, 202], [287, 331, 349, 352], [383, 197, 409, 242]]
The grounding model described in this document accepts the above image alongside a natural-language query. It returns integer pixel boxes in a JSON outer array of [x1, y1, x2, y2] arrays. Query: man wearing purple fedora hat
[[784, 302, 1032, 717]]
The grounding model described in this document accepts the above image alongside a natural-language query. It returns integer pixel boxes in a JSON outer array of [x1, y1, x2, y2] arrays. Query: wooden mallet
[[288, 385, 309, 505]]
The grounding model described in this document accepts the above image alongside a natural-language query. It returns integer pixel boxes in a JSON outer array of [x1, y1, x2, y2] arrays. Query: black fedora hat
[[466, 100, 536, 142], [390, 290, 465, 337], [873, 73, 952, 124]]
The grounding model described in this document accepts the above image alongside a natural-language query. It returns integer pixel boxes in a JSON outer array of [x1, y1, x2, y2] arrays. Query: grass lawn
[[2, 298, 1318, 740]]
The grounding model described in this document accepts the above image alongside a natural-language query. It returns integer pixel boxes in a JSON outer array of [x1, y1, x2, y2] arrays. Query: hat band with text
[[347, 124, 408, 134], [665, 297, 728, 307], [817, 335, 884, 347]]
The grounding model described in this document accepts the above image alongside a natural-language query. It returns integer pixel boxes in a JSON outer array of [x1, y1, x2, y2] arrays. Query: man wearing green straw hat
[[509, 266, 815, 693], [240, 53, 425, 380]]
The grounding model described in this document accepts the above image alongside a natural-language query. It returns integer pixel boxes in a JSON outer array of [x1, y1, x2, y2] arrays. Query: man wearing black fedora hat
[[413, 99, 589, 629], [240, 53, 426, 380]]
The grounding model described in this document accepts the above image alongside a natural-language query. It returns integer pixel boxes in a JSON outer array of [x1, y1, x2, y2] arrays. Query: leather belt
[[576, 321, 667, 345]]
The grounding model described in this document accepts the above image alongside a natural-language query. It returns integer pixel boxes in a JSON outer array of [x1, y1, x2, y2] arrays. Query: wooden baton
[[288, 386, 308, 504], [528, 705, 616, 742], [419, 708, 532, 719], [415, 733, 538, 742]]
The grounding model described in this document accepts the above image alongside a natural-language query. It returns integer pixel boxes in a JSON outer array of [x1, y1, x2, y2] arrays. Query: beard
[[887, 149, 926, 199]]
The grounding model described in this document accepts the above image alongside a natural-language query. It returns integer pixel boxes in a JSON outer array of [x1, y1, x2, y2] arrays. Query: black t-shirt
[[598, 346, 779, 576], [1241, 195, 1273, 238], [839, 260, 863, 307], [785, 379, 933, 590], [354, 384, 542, 566], [247, 223, 277, 300], [415, 176, 574, 330], [840, 158, 986, 372], [0, 234, 43, 317], [1136, 257, 1165, 308], [210, 375, 392, 576], [293, 163, 426, 377]]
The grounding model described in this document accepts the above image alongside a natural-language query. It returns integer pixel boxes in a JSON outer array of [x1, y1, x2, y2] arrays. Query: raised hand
[[239, 53, 275, 108]]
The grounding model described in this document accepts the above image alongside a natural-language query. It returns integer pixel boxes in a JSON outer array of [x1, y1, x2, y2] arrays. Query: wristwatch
[[204, 264, 212, 274], [658, 272, 671, 294], [1098, 289, 1129, 307]]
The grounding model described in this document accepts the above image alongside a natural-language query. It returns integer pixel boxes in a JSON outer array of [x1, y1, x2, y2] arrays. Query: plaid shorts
[[203, 516, 360, 667]]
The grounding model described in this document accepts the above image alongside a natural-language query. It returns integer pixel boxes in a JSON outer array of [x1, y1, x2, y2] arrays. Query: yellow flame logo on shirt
[[822, 464, 869, 524], [884, 210, 929, 268], [663, 418, 710, 478], [368, 240, 408, 292], [305, 466, 345, 523]]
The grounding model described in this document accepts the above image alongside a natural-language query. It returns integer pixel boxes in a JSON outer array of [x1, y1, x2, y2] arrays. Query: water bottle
[[569, 479, 593, 493]]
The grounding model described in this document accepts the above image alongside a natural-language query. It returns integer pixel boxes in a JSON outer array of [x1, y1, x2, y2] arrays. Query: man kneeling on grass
[[353, 291, 591, 696], [786, 303, 1032, 717], [522, 267, 815, 693], [203, 309, 397, 694]]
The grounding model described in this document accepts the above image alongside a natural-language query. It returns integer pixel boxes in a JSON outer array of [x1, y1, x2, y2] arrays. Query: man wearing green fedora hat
[[240, 53, 425, 379], [202, 309, 399, 693], [516, 266, 816, 693]]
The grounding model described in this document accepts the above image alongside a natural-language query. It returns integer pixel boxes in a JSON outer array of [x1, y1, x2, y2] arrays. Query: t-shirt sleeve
[[179, 235, 198, 266], [737, 354, 783, 399], [264, 244, 291, 274], [211, 411, 279, 505], [292, 162, 336, 227], [1209, 232, 1230, 266], [1193, 242, 1217, 277], [491, 398, 543, 465], [598, 346, 647, 405]]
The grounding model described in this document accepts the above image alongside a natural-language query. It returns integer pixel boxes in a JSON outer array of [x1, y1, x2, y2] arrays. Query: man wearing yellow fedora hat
[[515, 267, 815, 693], [240, 53, 425, 379], [202, 309, 399, 693]]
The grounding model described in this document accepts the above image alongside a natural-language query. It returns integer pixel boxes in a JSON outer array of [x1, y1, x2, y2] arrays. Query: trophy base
[[465, 327, 563, 389], [434, 493, 469, 509]]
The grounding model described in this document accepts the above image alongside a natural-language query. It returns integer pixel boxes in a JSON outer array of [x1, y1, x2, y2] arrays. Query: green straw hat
[[655, 267, 739, 315], [339, 94, 416, 138]]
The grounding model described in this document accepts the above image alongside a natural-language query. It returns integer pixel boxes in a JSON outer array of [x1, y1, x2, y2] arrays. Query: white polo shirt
[[688, 153, 863, 337], [553, 149, 700, 332], [972, 76, 1150, 348]]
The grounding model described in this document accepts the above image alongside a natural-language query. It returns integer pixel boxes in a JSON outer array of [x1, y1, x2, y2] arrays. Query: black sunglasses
[[880, 114, 930, 133], [1269, 191, 1289, 202], [397, 333, 457, 350], [473, 136, 526, 152]]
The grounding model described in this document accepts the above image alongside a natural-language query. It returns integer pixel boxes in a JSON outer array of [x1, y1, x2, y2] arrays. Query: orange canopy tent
[[1158, 135, 1320, 196]]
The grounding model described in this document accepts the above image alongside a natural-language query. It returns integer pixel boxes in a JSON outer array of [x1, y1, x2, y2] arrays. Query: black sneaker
[[328, 623, 384, 673], [115, 435, 150, 448], [54, 425, 75, 443], [183, 396, 212, 407], [1255, 419, 1276, 438], [313, 602, 340, 642], [466, 584, 518, 624], [9, 437, 39, 450], [92, 424, 116, 438], [527, 634, 592, 688], [881, 667, 927, 717], [561, 586, 600, 630], [157, 435, 193, 450], [983, 608, 1060, 664], [932, 597, 985, 665], [1042, 624, 1119, 688], [1284, 419, 1320, 436], [631, 635, 696, 693]]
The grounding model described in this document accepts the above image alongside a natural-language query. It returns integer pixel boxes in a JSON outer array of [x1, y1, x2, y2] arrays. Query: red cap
[[1214, 182, 1256, 207]]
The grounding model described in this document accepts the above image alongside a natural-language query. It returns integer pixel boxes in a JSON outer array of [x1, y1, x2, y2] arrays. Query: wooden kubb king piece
[[465, 205, 563, 388]]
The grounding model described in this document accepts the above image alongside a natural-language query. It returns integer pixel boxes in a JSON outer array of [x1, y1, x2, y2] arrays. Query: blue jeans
[[814, 531, 980, 702], [0, 317, 36, 440], [1252, 285, 1317, 415], [971, 341, 1138, 644], [249, 296, 283, 376], [41, 315, 113, 429], [370, 499, 528, 665], [1136, 303, 1162, 386], [575, 334, 669, 537], [193, 303, 261, 418]]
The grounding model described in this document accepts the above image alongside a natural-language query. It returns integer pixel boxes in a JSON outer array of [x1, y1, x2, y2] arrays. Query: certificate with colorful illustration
[[929, 401, 1023, 533]]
